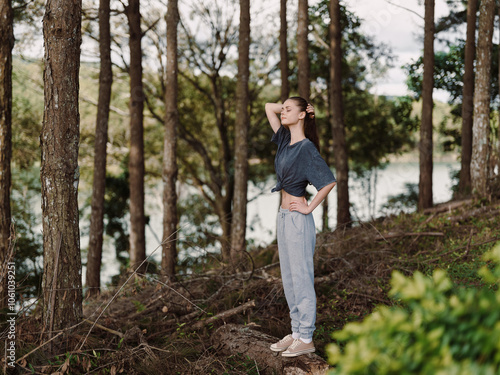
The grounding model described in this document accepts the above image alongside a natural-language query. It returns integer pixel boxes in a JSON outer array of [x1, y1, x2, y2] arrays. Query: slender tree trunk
[[162, 0, 179, 279], [280, 0, 289, 102], [321, 127, 332, 231], [126, 0, 146, 272], [297, 0, 310, 99], [329, 0, 350, 228], [471, 0, 495, 196], [230, 0, 250, 266], [220, 196, 233, 263], [457, 0, 477, 197], [418, 0, 434, 211], [322, 89, 332, 232], [211, 76, 233, 262], [497, 5, 500, 185], [321, 191, 329, 231], [0, 0, 14, 310], [86, 0, 113, 297], [41, 0, 83, 335]]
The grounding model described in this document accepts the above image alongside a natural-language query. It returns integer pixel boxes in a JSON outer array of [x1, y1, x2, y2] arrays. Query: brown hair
[[288, 96, 320, 152]]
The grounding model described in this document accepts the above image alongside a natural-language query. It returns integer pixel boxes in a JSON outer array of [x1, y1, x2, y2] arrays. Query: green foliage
[[405, 41, 500, 152], [327, 243, 500, 375], [223, 353, 261, 375], [12, 58, 43, 170], [132, 300, 146, 312], [346, 95, 419, 173], [405, 44, 471, 103], [381, 183, 419, 215], [103, 168, 130, 266], [10, 165, 43, 299], [309, 1, 416, 173]]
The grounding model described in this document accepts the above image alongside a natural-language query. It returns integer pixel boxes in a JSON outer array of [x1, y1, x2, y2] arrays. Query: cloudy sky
[[16, 0, 462, 102], [346, 0, 461, 102]]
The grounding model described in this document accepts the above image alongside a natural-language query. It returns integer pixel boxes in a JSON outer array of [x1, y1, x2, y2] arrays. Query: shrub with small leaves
[[327, 243, 500, 375]]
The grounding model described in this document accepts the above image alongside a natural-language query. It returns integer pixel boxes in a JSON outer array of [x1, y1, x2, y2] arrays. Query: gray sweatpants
[[277, 207, 316, 340]]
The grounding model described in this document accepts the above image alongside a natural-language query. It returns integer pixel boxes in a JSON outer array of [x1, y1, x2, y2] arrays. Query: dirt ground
[[7, 196, 500, 374]]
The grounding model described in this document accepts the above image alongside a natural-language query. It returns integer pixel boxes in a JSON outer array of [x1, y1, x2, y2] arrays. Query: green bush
[[327, 243, 500, 375]]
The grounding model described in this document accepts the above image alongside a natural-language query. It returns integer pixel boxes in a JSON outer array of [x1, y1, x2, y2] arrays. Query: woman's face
[[281, 99, 305, 126]]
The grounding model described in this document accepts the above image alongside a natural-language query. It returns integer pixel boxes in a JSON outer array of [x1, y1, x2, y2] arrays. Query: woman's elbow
[[325, 181, 336, 192]]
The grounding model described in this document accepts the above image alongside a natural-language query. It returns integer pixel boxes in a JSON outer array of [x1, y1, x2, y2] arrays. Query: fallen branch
[[314, 272, 337, 284], [435, 236, 500, 261], [449, 208, 500, 224], [16, 321, 84, 364], [422, 199, 473, 214], [375, 232, 444, 241], [189, 300, 256, 331], [83, 318, 123, 338], [349, 291, 391, 305], [123, 326, 158, 360]]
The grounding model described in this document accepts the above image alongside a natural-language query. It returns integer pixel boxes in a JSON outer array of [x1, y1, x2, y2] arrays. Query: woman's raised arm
[[265, 103, 282, 133]]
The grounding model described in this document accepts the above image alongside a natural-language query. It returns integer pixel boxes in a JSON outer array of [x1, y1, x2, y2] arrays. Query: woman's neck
[[288, 123, 306, 145]]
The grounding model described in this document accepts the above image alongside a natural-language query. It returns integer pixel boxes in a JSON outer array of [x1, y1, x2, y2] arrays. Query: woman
[[265, 97, 336, 357]]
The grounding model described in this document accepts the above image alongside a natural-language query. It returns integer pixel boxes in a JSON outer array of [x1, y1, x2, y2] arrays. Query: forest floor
[[7, 195, 500, 374]]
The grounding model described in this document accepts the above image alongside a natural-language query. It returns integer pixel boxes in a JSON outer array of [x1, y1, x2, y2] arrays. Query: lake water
[[91, 161, 460, 286]]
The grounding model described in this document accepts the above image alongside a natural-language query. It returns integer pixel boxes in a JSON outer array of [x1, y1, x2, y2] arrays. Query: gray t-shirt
[[271, 125, 336, 196]]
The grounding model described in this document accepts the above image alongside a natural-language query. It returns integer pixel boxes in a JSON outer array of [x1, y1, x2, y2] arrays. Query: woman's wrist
[[265, 102, 282, 114]]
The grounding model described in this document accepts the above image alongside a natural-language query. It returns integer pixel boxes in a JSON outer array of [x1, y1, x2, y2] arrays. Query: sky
[[14, 0, 461, 102], [345, 0, 458, 102]]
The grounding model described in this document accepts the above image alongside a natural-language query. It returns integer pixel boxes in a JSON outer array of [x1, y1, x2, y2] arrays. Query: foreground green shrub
[[327, 243, 500, 375]]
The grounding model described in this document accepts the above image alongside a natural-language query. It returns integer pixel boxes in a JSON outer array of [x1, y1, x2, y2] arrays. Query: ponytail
[[288, 96, 320, 152]]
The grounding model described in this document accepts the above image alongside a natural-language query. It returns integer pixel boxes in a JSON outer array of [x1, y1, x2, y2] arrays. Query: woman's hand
[[289, 197, 310, 214], [306, 103, 315, 118]]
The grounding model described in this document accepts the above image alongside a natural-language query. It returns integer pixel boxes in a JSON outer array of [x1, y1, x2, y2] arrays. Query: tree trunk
[[280, 0, 289, 102], [86, 0, 113, 298], [321, 124, 331, 231], [471, 0, 495, 196], [329, 0, 350, 228], [219, 196, 233, 263], [418, 0, 434, 211], [230, 0, 250, 266], [41, 0, 83, 335], [297, 0, 310, 100], [0, 0, 14, 310], [212, 324, 329, 375], [497, 5, 500, 189], [208, 74, 233, 262], [127, 0, 146, 273], [162, 0, 179, 279], [457, 0, 477, 197]]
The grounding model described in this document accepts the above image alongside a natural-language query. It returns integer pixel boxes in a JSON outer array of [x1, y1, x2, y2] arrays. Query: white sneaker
[[282, 339, 315, 357], [270, 334, 294, 352]]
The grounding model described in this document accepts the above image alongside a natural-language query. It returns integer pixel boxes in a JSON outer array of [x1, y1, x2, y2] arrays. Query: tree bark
[[280, 0, 289, 102], [471, 0, 495, 197], [321, 129, 331, 231], [297, 0, 310, 100], [418, 0, 434, 211], [126, 0, 146, 272], [457, 0, 477, 197], [41, 0, 83, 334], [86, 0, 113, 298], [162, 0, 179, 279], [230, 0, 250, 266], [212, 324, 329, 375], [329, 0, 350, 228], [0, 0, 13, 310]]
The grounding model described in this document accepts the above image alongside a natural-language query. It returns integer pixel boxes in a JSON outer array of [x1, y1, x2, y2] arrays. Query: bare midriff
[[281, 190, 305, 209]]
